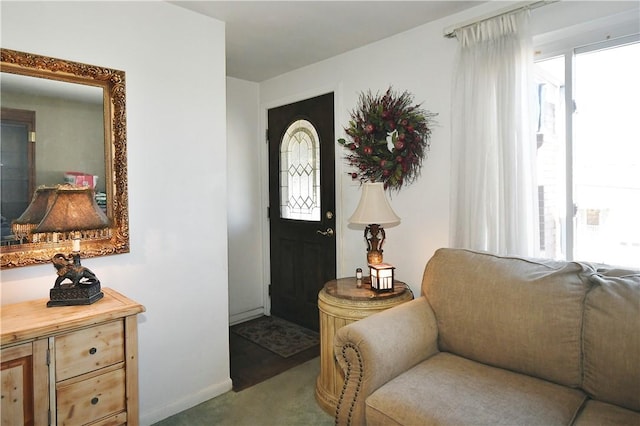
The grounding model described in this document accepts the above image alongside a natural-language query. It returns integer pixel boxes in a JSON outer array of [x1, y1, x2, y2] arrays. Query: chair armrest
[[333, 296, 438, 425]]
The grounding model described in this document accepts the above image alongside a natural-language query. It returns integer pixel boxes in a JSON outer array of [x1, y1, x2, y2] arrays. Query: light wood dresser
[[1, 288, 145, 426]]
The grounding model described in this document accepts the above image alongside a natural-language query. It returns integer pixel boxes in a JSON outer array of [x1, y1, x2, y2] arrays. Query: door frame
[[1, 108, 36, 223], [259, 85, 345, 315]]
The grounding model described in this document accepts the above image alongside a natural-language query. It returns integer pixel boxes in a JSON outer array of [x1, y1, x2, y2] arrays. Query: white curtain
[[450, 10, 538, 257]]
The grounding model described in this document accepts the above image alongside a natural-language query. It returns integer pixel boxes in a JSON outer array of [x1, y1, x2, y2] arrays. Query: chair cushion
[[422, 248, 591, 387], [573, 400, 640, 425], [365, 352, 587, 426], [582, 268, 640, 411]]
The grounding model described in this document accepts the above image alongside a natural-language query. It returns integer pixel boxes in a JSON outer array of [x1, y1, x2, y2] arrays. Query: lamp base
[[367, 250, 383, 264], [47, 281, 104, 307]]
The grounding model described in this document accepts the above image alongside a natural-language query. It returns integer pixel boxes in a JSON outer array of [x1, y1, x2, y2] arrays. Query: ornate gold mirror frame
[[1, 48, 129, 268]]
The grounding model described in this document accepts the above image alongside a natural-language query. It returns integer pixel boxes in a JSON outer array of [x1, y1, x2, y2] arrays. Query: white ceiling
[[172, 1, 482, 82]]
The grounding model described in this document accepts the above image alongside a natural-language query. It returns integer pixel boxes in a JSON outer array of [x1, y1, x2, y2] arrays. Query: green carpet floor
[[153, 357, 333, 426]]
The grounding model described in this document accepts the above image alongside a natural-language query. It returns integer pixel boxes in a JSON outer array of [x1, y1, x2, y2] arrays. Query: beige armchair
[[333, 248, 640, 426]]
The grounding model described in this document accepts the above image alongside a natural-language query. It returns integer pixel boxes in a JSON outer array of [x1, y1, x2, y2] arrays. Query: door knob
[[316, 228, 334, 237]]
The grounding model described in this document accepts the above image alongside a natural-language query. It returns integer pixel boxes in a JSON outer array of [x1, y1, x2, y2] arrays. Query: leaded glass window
[[280, 119, 320, 221]]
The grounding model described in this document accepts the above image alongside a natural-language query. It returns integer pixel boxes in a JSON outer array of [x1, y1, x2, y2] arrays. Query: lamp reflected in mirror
[[12, 186, 57, 243]]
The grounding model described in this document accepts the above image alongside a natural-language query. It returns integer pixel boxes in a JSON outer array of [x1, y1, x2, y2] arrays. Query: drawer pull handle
[[89, 347, 97, 355], [91, 397, 99, 405]]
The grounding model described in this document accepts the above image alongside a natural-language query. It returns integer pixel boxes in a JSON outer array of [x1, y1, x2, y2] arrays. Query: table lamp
[[348, 182, 400, 265], [31, 184, 111, 307], [12, 186, 57, 243]]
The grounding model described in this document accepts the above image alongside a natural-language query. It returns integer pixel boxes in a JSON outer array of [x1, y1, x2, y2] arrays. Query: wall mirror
[[0, 48, 129, 268]]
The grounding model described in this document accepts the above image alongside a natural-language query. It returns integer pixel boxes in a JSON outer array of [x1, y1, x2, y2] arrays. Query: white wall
[[258, 5, 474, 297], [0, 2, 230, 424], [226, 77, 265, 324], [256, 0, 640, 297]]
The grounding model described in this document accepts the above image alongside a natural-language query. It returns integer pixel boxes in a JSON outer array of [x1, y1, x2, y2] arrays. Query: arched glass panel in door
[[280, 119, 321, 221]]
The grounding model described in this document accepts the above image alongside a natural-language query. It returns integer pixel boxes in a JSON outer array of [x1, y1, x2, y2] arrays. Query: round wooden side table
[[314, 276, 413, 415]]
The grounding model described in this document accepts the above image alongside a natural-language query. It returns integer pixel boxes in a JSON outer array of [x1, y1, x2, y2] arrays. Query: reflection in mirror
[[0, 48, 129, 268], [1, 74, 105, 234]]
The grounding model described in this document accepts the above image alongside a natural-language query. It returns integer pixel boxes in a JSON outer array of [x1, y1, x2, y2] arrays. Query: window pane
[[573, 42, 640, 267], [534, 56, 566, 260], [280, 119, 321, 221]]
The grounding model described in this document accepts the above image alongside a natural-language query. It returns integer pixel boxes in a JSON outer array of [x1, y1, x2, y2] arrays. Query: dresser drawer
[[56, 321, 124, 381], [56, 368, 126, 426]]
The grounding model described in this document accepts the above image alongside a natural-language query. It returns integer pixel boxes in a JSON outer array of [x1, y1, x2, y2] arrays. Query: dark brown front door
[[268, 92, 336, 331]]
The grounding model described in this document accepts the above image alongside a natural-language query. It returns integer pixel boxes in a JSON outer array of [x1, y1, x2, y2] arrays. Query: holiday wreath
[[338, 87, 437, 191]]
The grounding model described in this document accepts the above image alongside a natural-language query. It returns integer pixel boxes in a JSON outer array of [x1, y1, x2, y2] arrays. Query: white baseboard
[[229, 307, 265, 326], [140, 377, 233, 425]]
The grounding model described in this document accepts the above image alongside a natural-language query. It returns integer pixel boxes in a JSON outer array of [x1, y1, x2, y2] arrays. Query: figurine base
[[47, 281, 104, 307]]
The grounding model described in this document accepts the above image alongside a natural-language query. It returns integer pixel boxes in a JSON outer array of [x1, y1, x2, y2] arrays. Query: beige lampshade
[[34, 185, 110, 233], [348, 182, 400, 226]]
